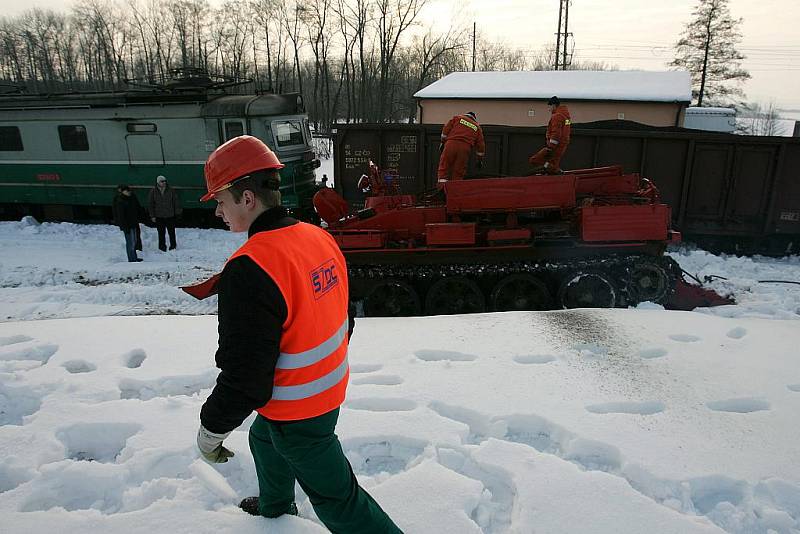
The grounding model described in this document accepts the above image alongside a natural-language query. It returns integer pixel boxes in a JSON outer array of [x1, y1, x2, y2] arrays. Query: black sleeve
[[348, 300, 356, 338], [200, 256, 288, 434], [111, 198, 121, 227]]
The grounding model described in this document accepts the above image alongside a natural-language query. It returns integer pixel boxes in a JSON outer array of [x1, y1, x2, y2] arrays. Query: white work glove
[[197, 425, 234, 463]]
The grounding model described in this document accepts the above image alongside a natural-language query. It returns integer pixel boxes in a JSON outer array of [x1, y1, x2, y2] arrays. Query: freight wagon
[[0, 86, 320, 224], [333, 122, 800, 255]]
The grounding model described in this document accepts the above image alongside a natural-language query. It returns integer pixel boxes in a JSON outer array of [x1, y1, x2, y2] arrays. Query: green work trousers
[[249, 408, 402, 533]]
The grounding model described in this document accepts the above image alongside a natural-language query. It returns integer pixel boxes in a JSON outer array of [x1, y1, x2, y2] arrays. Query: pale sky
[[3, 0, 799, 115]]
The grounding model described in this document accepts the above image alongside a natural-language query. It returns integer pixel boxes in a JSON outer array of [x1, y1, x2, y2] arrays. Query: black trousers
[[155, 217, 177, 250]]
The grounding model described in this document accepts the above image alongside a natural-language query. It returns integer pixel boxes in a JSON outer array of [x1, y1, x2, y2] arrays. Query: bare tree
[[405, 26, 465, 122], [739, 102, 786, 136], [374, 0, 426, 122]]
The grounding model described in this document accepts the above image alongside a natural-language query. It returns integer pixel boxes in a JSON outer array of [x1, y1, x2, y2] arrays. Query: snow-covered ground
[[1, 219, 799, 534]]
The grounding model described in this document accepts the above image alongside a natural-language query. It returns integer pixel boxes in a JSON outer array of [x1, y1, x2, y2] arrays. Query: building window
[[0, 126, 23, 151], [617, 112, 625, 120], [58, 125, 89, 151]]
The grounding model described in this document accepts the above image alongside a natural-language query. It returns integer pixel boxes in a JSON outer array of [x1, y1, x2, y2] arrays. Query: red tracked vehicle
[[313, 163, 727, 316]]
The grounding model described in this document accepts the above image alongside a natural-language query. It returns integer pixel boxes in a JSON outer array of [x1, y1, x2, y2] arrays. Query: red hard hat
[[201, 135, 284, 201]]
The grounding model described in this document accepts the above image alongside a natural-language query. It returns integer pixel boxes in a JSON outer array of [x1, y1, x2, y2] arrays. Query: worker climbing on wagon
[[437, 111, 486, 186], [528, 96, 571, 174], [186, 135, 402, 534]]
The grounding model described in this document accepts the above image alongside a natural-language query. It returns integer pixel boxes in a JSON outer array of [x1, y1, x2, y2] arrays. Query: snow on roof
[[686, 107, 736, 115], [414, 70, 692, 103]]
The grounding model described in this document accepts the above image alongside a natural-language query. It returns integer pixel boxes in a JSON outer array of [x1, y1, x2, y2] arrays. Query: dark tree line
[[0, 0, 611, 131]]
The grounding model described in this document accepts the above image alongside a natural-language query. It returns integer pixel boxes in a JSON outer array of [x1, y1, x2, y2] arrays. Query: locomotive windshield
[[272, 120, 305, 148]]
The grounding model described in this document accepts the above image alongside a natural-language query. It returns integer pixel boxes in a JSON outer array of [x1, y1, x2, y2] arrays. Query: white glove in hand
[[197, 425, 234, 463]]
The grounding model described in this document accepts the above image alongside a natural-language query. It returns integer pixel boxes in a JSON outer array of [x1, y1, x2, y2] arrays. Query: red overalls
[[437, 114, 486, 184], [529, 105, 572, 174]]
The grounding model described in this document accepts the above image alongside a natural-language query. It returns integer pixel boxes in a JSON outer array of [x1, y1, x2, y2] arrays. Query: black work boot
[[239, 497, 298, 517]]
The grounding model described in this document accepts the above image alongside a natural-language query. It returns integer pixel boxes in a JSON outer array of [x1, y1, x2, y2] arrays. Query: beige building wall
[[417, 99, 686, 128]]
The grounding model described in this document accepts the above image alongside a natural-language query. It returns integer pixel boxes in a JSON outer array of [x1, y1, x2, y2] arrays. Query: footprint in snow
[[346, 398, 417, 412], [62, 360, 97, 374], [123, 349, 146, 369], [351, 375, 403, 386], [726, 327, 747, 339], [0, 343, 58, 364], [669, 334, 702, 343], [570, 343, 608, 359], [350, 363, 383, 374], [638, 348, 668, 359], [787, 385, 800, 392], [56, 422, 142, 462], [343, 436, 427, 476], [0, 383, 44, 426], [415, 350, 478, 362], [118, 370, 217, 400], [585, 401, 665, 415], [706, 397, 770, 413], [513, 354, 557, 364], [0, 335, 33, 346]]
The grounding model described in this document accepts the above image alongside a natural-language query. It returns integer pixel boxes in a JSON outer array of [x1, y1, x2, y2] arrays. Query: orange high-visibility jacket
[[441, 115, 486, 157], [546, 105, 572, 148], [229, 222, 350, 421]]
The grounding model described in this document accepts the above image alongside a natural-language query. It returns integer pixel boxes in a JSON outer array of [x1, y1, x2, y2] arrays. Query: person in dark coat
[[112, 185, 143, 262], [148, 175, 182, 251]]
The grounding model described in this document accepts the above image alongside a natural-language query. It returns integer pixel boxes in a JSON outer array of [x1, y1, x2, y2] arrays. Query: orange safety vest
[[229, 222, 350, 421]]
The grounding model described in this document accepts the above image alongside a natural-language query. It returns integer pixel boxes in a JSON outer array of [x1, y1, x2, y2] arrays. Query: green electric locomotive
[[0, 78, 319, 224]]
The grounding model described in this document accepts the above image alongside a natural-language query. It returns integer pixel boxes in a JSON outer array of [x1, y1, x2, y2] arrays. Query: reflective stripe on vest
[[272, 354, 349, 401], [276, 318, 348, 370]]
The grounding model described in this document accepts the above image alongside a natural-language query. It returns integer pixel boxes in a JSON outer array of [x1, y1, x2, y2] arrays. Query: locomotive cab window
[[58, 125, 89, 151], [223, 120, 245, 141], [272, 120, 305, 148], [0, 126, 23, 151]]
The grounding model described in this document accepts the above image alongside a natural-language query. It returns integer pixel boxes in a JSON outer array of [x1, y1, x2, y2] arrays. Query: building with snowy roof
[[413, 70, 692, 127]]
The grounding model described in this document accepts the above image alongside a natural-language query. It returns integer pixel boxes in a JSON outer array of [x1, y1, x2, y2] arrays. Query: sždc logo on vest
[[310, 259, 339, 299]]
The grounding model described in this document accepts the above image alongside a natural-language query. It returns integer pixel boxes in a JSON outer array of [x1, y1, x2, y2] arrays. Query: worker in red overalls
[[528, 96, 571, 174], [437, 111, 486, 186]]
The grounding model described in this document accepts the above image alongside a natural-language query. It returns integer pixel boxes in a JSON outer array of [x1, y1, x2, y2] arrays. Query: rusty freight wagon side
[[333, 123, 800, 255]]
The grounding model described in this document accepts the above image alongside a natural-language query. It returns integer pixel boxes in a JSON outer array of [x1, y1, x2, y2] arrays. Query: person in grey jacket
[[148, 175, 182, 251]]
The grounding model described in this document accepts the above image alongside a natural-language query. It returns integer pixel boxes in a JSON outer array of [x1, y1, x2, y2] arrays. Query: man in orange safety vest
[[187, 135, 402, 533]]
